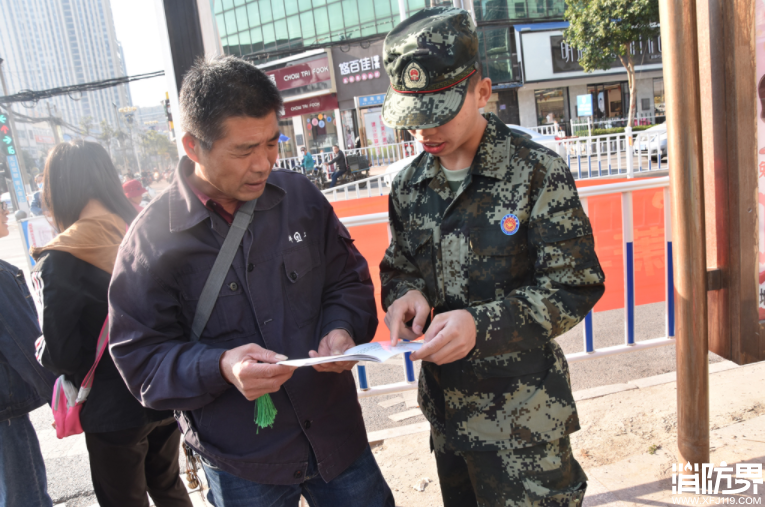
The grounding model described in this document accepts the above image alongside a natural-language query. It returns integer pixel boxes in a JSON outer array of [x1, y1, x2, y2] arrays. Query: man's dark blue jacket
[[0, 260, 55, 422], [108, 158, 378, 485]]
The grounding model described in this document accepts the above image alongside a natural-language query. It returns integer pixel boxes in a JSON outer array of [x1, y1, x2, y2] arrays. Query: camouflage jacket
[[380, 113, 605, 451]]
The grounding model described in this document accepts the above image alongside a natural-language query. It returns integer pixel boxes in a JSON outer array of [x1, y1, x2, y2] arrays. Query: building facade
[[218, 0, 664, 146], [0, 0, 131, 136]]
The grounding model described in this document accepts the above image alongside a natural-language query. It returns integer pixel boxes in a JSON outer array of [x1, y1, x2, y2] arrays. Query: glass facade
[[534, 87, 568, 125], [216, 0, 527, 84], [475, 0, 566, 22]]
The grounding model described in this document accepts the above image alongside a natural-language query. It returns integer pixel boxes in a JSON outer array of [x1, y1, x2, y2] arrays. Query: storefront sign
[[34, 134, 55, 144], [359, 94, 385, 107], [520, 30, 663, 83], [576, 94, 593, 116], [266, 56, 332, 93], [332, 41, 392, 110], [552, 35, 662, 74], [282, 94, 339, 119]]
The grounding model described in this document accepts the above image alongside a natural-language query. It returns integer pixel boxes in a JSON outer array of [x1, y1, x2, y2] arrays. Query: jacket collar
[[168, 157, 286, 233], [410, 113, 517, 186]]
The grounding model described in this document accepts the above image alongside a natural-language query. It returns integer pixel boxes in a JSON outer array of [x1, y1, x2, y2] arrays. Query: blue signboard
[[358, 94, 386, 107], [577, 94, 593, 117], [7, 155, 26, 206]]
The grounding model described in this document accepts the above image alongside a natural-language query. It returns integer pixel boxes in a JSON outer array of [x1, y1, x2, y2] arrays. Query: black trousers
[[84, 418, 192, 507]]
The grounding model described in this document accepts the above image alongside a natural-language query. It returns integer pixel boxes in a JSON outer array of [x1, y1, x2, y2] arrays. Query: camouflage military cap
[[381, 7, 479, 130]]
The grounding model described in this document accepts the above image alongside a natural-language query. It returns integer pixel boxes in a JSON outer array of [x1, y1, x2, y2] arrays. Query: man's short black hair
[[180, 56, 283, 151]]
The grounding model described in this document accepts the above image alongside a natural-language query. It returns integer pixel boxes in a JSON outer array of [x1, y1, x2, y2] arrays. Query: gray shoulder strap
[[190, 199, 257, 342]]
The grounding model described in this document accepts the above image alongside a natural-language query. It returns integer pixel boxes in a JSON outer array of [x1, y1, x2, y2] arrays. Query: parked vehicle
[[637, 124, 668, 161], [506, 124, 559, 144], [382, 155, 419, 186]]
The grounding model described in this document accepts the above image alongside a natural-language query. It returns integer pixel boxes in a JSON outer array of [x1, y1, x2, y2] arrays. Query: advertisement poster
[[20, 216, 57, 268], [757, 0, 765, 319], [363, 110, 396, 146]]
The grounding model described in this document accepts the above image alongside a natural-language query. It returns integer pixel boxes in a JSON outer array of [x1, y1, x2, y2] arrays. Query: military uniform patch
[[403, 61, 428, 90], [501, 213, 519, 235]]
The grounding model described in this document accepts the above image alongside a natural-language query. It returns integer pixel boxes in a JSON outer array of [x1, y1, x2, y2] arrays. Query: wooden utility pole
[[658, 0, 710, 467]]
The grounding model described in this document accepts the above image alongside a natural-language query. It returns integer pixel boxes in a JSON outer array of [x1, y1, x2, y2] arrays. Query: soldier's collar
[[411, 114, 516, 185]]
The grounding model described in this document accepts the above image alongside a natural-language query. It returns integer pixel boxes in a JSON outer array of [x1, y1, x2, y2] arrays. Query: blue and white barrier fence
[[340, 176, 675, 398]]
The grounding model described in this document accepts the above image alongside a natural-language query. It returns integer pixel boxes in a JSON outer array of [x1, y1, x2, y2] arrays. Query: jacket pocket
[[178, 266, 256, 341], [468, 226, 530, 303], [469, 346, 553, 380], [283, 243, 321, 328], [404, 229, 439, 304]]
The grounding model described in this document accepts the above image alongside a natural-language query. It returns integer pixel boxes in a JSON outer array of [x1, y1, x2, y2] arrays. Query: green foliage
[[140, 130, 178, 163], [584, 125, 653, 136], [563, 0, 660, 73], [79, 115, 94, 137]]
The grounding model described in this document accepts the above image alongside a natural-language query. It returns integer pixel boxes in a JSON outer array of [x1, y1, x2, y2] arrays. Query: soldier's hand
[[409, 310, 476, 365], [219, 344, 297, 401], [385, 290, 431, 345], [309, 328, 358, 373]]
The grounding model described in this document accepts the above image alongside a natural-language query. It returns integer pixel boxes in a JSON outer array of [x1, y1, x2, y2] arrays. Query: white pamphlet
[[277, 341, 422, 368]]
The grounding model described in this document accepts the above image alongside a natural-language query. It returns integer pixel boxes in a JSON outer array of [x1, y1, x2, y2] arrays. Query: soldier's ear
[[474, 77, 493, 109]]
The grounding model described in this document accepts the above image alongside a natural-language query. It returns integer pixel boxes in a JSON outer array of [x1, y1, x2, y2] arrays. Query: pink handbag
[[51, 318, 109, 439]]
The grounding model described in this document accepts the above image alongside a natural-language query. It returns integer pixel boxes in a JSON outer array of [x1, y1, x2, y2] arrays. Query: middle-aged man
[[379, 7, 606, 507], [108, 57, 395, 507], [327, 145, 348, 188]]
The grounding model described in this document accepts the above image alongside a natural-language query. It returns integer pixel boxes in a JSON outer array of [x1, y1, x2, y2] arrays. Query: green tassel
[[254, 393, 277, 434]]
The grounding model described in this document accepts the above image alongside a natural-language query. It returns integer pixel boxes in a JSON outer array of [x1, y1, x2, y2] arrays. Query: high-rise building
[[0, 0, 131, 131]]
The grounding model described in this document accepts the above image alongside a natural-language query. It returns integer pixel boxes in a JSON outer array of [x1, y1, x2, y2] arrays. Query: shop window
[[534, 88, 568, 125], [653, 78, 665, 121], [304, 111, 339, 153], [587, 82, 627, 120], [278, 118, 297, 160], [477, 26, 519, 84]]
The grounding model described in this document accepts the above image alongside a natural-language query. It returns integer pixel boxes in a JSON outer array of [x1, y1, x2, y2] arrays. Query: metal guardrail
[[275, 141, 422, 172], [323, 132, 669, 202], [340, 176, 675, 397]]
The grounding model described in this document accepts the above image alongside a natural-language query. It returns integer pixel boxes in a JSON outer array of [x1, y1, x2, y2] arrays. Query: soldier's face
[[407, 77, 492, 159]]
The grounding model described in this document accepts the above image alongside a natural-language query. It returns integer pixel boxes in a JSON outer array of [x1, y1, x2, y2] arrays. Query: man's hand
[[219, 344, 296, 401], [384, 290, 431, 345], [309, 329, 357, 373], [409, 310, 476, 365]]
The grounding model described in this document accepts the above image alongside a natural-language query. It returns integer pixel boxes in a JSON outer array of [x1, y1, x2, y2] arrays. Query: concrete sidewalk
[[368, 360, 765, 507]]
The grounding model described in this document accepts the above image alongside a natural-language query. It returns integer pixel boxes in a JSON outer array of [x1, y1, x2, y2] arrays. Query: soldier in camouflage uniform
[[378, 7, 606, 507]]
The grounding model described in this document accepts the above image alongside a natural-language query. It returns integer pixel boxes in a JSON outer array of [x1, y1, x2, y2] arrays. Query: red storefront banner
[[282, 94, 338, 119], [266, 57, 331, 92]]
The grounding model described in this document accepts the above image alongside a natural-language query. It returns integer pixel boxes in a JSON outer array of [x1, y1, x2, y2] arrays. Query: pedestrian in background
[[30, 174, 45, 216], [122, 178, 148, 212], [31, 140, 192, 507], [0, 199, 56, 507], [327, 144, 348, 188], [300, 146, 315, 174]]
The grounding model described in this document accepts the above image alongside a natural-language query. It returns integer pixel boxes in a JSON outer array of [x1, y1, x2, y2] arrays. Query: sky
[[110, 0, 169, 108]]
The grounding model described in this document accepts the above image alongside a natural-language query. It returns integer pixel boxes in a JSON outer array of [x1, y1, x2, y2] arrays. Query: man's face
[[407, 79, 491, 158], [185, 112, 280, 202], [333, 146, 339, 154]]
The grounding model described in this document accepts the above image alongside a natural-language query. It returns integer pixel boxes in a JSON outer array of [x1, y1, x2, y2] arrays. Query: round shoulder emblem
[[403, 61, 428, 90], [500, 214, 520, 235]]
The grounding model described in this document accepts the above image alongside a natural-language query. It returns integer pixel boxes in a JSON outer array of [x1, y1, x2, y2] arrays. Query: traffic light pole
[[0, 58, 31, 214]]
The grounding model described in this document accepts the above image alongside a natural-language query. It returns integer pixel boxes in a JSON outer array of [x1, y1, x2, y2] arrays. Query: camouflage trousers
[[431, 429, 587, 507]]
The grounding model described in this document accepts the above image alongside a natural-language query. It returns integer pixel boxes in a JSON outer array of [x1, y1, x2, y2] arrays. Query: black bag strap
[[190, 199, 257, 342]]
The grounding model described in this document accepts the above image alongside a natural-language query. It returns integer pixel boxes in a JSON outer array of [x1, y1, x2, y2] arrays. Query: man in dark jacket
[[0, 201, 56, 507], [108, 57, 394, 506], [327, 144, 348, 188]]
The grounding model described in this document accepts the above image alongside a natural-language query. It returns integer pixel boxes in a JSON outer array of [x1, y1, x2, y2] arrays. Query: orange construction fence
[[331, 178, 667, 343]]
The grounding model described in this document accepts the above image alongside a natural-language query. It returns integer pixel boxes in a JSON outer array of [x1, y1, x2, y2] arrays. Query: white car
[[383, 155, 419, 186], [637, 124, 668, 161]]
